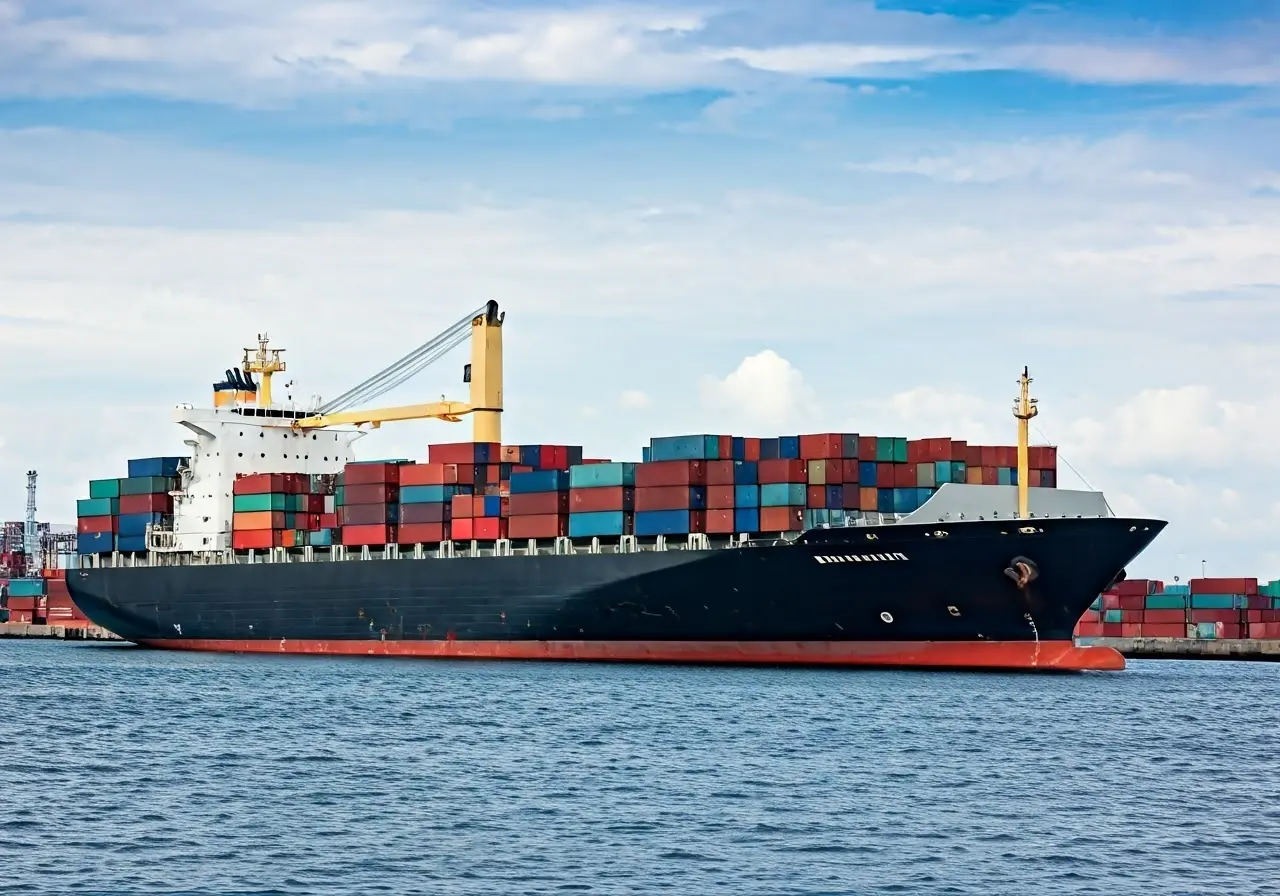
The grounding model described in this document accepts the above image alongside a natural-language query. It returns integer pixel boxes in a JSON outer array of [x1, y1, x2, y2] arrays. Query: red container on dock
[[1143, 609, 1186, 625], [1139, 623, 1186, 638], [758, 459, 806, 484], [570, 487, 633, 513], [120, 493, 173, 514], [509, 492, 570, 516], [398, 523, 447, 544], [635, 460, 706, 488], [342, 524, 396, 546], [508, 514, 568, 540]]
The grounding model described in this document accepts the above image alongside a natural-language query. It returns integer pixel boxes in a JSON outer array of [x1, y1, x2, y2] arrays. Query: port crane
[[246, 301, 505, 443]]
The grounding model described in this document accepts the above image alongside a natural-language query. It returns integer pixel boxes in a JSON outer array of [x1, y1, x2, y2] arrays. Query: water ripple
[[0, 642, 1278, 895]]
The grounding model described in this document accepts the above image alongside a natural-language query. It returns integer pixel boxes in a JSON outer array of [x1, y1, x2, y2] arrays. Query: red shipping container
[[1188, 609, 1239, 624], [7, 610, 33, 624], [571, 487, 634, 513], [1144, 609, 1186, 625], [799, 434, 843, 460], [635, 486, 700, 512], [1101, 594, 1121, 610], [705, 461, 737, 486], [906, 440, 927, 464], [1028, 446, 1057, 469], [452, 517, 474, 540], [509, 492, 570, 516], [400, 464, 447, 486], [718, 435, 732, 459], [857, 436, 878, 462], [1139, 623, 1185, 638], [1078, 609, 1101, 622], [759, 506, 803, 532], [950, 440, 968, 463], [964, 445, 982, 467], [428, 442, 500, 465], [231, 529, 282, 550], [743, 438, 761, 462], [706, 509, 737, 534], [6, 596, 36, 611], [1120, 609, 1144, 623], [1120, 623, 1142, 638], [1219, 623, 1244, 639], [234, 473, 287, 495], [453, 464, 479, 485], [1101, 623, 1123, 637], [875, 464, 895, 488], [893, 464, 916, 488], [806, 485, 825, 509], [319, 512, 339, 529], [451, 494, 473, 519], [344, 463, 402, 486], [500, 445, 521, 463], [706, 485, 737, 509], [302, 494, 325, 514], [1115, 579, 1153, 597], [1076, 621, 1104, 637], [508, 514, 568, 540], [758, 459, 806, 484], [482, 464, 502, 485], [977, 466, 996, 484], [78, 515, 115, 535], [119, 493, 173, 514], [859, 487, 877, 512], [475, 517, 507, 540], [1117, 595, 1145, 611], [399, 522, 447, 544], [636, 460, 706, 488], [400, 503, 449, 524], [342, 523, 396, 546], [340, 504, 395, 526], [345, 483, 397, 505], [839, 459, 859, 484]]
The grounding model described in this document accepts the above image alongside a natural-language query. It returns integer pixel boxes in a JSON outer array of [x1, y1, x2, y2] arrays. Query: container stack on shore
[[1, 570, 87, 626], [1076, 577, 1280, 641], [75, 456, 184, 556]]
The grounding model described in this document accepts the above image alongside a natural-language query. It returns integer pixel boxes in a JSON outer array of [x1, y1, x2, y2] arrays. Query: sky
[[0, 0, 1278, 579]]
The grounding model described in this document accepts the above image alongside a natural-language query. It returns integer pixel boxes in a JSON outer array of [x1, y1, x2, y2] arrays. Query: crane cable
[[318, 304, 488, 414]]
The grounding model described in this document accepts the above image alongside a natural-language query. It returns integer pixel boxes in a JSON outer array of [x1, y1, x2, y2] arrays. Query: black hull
[[65, 517, 1165, 669]]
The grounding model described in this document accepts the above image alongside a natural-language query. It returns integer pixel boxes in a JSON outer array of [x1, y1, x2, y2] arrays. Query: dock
[[1080, 636, 1280, 662], [0, 622, 124, 642]]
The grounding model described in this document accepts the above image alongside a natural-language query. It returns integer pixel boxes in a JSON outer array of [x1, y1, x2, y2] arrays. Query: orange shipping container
[[400, 463, 448, 486], [759, 506, 803, 532], [233, 511, 286, 531]]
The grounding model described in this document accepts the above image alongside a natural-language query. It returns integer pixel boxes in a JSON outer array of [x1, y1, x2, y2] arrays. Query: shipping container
[[127, 456, 185, 478], [760, 483, 806, 507], [734, 508, 759, 533], [399, 484, 469, 504], [758, 459, 807, 484], [400, 464, 448, 487], [340, 504, 398, 526], [1190, 577, 1258, 595], [233, 493, 288, 513], [634, 486, 707, 512], [649, 435, 720, 462], [76, 531, 114, 554], [1190, 594, 1241, 610], [342, 524, 397, 546], [569, 462, 636, 489], [510, 470, 571, 494], [398, 522, 447, 544], [634, 510, 705, 537], [118, 512, 165, 538], [636, 460, 707, 488], [705, 509, 737, 534], [570, 487, 634, 513], [76, 497, 118, 517], [734, 484, 760, 507], [568, 511, 632, 538], [77, 515, 115, 535], [806, 460, 840, 486], [759, 506, 803, 532], [397, 503, 448, 524], [706, 485, 737, 510], [232, 529, 281, 551], [508, 491, 570, 516], [508, 514, 569, 540], [453, 517, 507, 541], [88, 478, 121, 499], [428, 442, 499, 465], [117, 534, 148, 553], [118, 476, 175, 497], [120, 492, 173, 514], [7, 578, 46, 598]]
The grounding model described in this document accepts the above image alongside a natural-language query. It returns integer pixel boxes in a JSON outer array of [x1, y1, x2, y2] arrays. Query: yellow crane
[[1013, 365, 1038, 518], [286, 301, 505, 442]]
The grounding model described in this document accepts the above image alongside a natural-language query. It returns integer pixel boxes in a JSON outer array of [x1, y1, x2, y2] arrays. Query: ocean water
[[1, 641, 1278, 896]]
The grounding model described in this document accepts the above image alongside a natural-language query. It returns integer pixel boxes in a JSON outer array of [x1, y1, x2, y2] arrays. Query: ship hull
[[67, 516, 1166, 672]]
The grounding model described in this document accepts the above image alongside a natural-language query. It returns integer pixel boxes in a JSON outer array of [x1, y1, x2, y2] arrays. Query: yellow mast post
[[243, 334, 286, 409], [1013, 366, 1038, 518], [468, 301, 504, 444]]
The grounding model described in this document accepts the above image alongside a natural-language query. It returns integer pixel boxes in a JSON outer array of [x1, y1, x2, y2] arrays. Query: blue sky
[[1, 0, 1278, 578]]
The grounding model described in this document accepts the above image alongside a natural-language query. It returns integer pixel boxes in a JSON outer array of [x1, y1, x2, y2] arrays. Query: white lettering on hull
[[814, 552, 909, 564]]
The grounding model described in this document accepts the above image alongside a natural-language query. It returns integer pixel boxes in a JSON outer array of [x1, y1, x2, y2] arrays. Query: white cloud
[[618, 389, 653, 410], [698, 350, 818, 430]]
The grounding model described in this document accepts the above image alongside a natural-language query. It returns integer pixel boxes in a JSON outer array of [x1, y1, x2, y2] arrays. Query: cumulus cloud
[[699, 350, 819, 430], [618, 389, 653, 410]]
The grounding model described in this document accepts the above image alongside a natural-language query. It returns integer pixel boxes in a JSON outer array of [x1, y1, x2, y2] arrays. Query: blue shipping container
[[731, 437, 746, 461], [649, 435, 719, 462], [477, 495, 503, 517], [732, 461, 758, 485], [734, 508, 759, 532], [510, 470, 570, 494], [568, 511, 631, 538], [127, 456, 185, 478], [399, 485, 462, 504], [77, 532, 114, 554], [7, 578, 46, 597], [760, 483, 805, 507], [734, 484, 759, 507], [859, 461, 878, 487], [634, 510, 696, 537], [825, 485, 843, 508], [309, 529, 335, 547], [519, 445, 542, 468], [759, 439, 781, 460], [642, 446, 651, 464], [117, 534, 148, 553], [997, 467, 1013, 486], [569, 462, 636, 489], [118, 512, 165, 537], [916, 487, 935, 508], [778, 436, 800, 459], [876, 490, 894, 514], [892, 488, 918, 514]]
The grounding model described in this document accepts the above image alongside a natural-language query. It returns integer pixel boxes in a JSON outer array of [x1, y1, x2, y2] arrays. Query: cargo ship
[[67, 302, 1166, 672]]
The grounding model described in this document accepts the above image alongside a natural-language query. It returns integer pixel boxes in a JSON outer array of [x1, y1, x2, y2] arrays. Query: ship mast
[[1013, 366, 1038, 518], [243, 334, 286, 408]]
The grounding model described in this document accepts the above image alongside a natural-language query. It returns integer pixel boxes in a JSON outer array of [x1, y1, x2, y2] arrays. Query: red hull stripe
[[133, 638, 1125, 671]]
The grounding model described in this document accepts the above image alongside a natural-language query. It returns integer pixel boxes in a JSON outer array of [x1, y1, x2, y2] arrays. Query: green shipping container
[[119, 476, 174, 496], [1190, 593, 1238, 610], [233, 493, 287, 513], [89, 478, 121, 499], [875, 438, 908, 462], [1145, 594, 1188, 610], [335, 485, 345, 506], [77, 497, 118, 516], [1103, 609, 1123, 624], [290, 494, 309, 512]]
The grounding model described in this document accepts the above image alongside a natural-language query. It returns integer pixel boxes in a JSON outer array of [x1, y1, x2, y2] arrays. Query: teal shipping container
[[308, 529, 334, 547], [1089, 597, 1102, 611], [1103, 609, 1123, 624], [760, 483, 805, 507], [1145, 594, 1188, 610], [335, 485, 345, 506], [570, 462, 636, 489], [234, 494, 288, 513], [734, 484, 759, 507], [1190, 593, 1239, 610], [1195, 622, 1218, 639], [649, 435, 720, 462], [997, 467, 1013, 486], [89, 478, 121, 499], [568, 511, 632, 538], [77, 497, 118, 517], [935, 461, 966, 484], [874, 437, 908, 463], [7, 578, 46, 598], [400, 485, 467, 504], [1160, 583, 1191, 595], [119, 476, 175, 496]]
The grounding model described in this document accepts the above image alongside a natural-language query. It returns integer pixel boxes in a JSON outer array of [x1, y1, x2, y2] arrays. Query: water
[[1, 641, 1278, 896]]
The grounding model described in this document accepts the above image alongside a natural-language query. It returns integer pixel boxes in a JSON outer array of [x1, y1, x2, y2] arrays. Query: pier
[[0, 622, 123, 642], [1080, 636, 1280, 662]]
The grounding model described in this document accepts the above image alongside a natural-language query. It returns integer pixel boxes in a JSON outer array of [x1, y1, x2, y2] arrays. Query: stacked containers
[[962, 445, 1058, 488], [569, 463, 638, 537], [42, 569, 83, 625], [232, 473, 324, 550], [340, 462, 403, 547], [75, 456, 185, 555], [1076, 577, 1278, 640], [5, 577, 45, 624], [398, 462, 466, 544], [508, 469, 571, 539], [705, 458, 759, 534]]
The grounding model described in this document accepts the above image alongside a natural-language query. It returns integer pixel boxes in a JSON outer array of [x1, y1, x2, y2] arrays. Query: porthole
[[880, 611, 893, 624], [947, 606, 960, 617]]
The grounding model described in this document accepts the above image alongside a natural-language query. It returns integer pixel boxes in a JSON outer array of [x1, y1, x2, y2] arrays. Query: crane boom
[[293, 301, 504, 440]]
